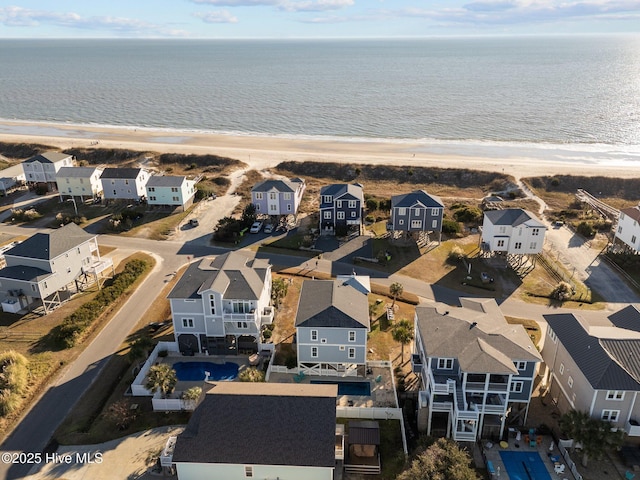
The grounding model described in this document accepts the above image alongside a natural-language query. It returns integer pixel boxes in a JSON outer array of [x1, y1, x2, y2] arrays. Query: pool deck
[[157, 354, 253, 391], [481, 432, 570, 479]]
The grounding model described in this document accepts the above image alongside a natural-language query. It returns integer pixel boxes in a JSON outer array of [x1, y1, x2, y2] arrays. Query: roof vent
[[444, 311, 449, 316], [470, 322, 478, 329]]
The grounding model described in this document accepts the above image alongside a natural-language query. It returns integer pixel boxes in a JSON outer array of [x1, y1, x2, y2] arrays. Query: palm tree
[[145, 364, 177, 399], [182, 386, 202, 410], [390, 282, 404, 308], [392, 319, 414, 364], [559, 409, 625, 466]]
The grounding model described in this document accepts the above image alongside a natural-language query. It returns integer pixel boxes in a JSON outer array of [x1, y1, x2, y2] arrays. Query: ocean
[[1, 36, 639, 160]]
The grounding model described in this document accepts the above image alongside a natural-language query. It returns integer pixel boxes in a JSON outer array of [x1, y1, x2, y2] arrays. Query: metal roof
[[621, 206, 640, 223], [5, 223, 95, 261], [145, 175, 187, 187], [608, 305, 640, 333], [320, 183, 364, 202], [391, 190, 444, 209], [100, 168, 143, 179], [23, 152, 71, 164], [0, 265, 53, 282], [347, 421, 380, 446], [172, 382, 337, 467], [56, 166, 102, 178], [295, 279, 370, 329], [483, 209, 545, 227], [251, 178, 304, 193]]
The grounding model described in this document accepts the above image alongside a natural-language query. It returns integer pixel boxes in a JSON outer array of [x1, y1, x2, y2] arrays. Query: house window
[[111, 180, 115, 185], [125, 180, 129, 185], [311, 330, 318, 341], [113, 190, 117, 195], [232, 301, 252, 313], [244, 465, 253, 477], [269, 192, 277, 200], [515, 242, 522, 249], [182, 318, 194, 328], [171, 187, 178, 192], [337, 211, 345, 220], [497, 240, 505, 247], [499, 226, 506, 233], [348, 331, 356, 342], [323, 195, 332, 204], [633, 235, 638, 244], [67, 267, 71, 273], [209, 295, 215, 314], [398, 207, 406, 216], [548, 327, 558, 343], [399, 219, 404, 225], [431, 208, 439, 215], [65, 178, 69, 183], [437, 358, 454, 370], [255, 204, 260, 211], [559, 363, 564, 375], [351, 211, 356, 217], [336, 200, 343, 208], [431, 219, 437, 228], [148, 187, 155, 192], [311, 347, 318, 358], [618, 225, 622, 233], [173, 196, 179, 202], [510, 381, 524, 393], [324, 211, 331, 219], [237, 322, 248, 329], [284, 193, 291, 200], [349, 200, 356, 208], [255, 192, 263, 200], [568, 376, 573, 388], [150, 196, 156, 201], [68, 188, 72, 193], [413, 208, 420, 216], [514, 361, 526, 371], [270, 204, 277, 212], [601, 410, 620, 422], [348, 348, 356, 359], [532, 228, 540, 236], [43, 281, 48, 289], [606, 390, 625, 401], [287, 204, 292, 211], [529, 242, 537, 249], [411, 220, 422, 229]]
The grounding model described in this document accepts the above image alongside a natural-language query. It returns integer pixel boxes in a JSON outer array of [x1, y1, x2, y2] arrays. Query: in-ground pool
[[499, 451, 552, 480], [172, 361, 238, 381], [310, 380, 371, 396]]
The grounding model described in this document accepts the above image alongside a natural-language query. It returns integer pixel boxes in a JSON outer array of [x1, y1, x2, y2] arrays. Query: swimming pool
[[310, 380, 371, 396], [172, 361, 239, 381], [499, 451, 552, 480]]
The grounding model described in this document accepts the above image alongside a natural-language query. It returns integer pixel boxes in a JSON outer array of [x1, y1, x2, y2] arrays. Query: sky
[[0, 1, 639, 38]]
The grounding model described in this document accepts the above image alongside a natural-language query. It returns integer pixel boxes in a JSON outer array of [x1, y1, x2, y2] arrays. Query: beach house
[[171, 382, 340, 480], [413, 298, 541, 441], [251, 177, 306, 217], [542, 306, 640, 437], [145, 175, 196, 212], [295, 278, 370, 377], [481, 208, 546, 255], [614, 206, 640, 254], [167, 251, 274, 355], [0, 223, 110, 314], [0, 162, 26, 196], [390, 190, 444, 243], [56, 166, 104, 201], [21, 151, 74, 191], [100, 167, 149, 202], [319, 183, 364, 236]]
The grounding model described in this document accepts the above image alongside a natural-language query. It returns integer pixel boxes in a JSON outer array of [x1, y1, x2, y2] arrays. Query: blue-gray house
[[319, 183, 364, 236], [251, 177, 305, 217], [296, 278, 370, 377], [390, 190, 444, 242]]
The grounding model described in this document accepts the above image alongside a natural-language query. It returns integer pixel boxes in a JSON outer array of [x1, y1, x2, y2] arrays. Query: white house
[[22, 151, 74, 191], [146, 175, 196, 212], [171, 382, 340, 480], [56, 166, 104, 200], [0, 163, 26, 196], [167, 251, 274, 355], [100, 168, 148, 201], [295, 278, 370, 377], [614, 206, 640, 254], [481, 208, 546, 255]]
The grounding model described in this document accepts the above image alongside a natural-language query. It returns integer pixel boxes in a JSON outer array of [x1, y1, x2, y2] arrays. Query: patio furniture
[[554, 464, 566, 474], [293, 371, 306, 383], [375, 375, 382, 383], [500, 441, 508, 449], [487, 460, 495, 476], [626, 471, 636, 480]]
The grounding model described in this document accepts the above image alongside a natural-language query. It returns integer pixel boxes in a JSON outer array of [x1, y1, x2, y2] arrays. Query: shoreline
[[1, 120, 640, 179]]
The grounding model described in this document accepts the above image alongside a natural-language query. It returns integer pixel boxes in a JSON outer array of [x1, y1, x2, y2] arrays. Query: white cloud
[[279, 0, 355, 12], [0, 6, 189, 35], [194, 10, 239, 23], [191, 0, 279, 5]]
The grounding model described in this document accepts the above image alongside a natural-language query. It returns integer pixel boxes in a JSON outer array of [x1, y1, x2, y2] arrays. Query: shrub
[[365, 214, 375, 223], [10, 208, 42, 223], [552, 281, 573, 301], [447, 245, 466, 262], [453, 205, 482, 223], [576, 221, 595, 238], [366, 198, 379, 211], [0, 351, 29, 416], [239, 367, 266, 382], [442, 218, 461, 234]]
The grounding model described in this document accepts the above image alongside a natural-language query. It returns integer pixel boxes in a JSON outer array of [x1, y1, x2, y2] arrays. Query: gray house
[[319, 183, 364, 236], [542, 306, 640, 438], [100, 167, 148, 201], [390, 190, 444, 243], [22, 151, 74, 191], [167, 251, 274, 355], [295, 278, 370, 377], [171, 382, 340, 480], [0, 223, 109, 314], [251, 177, 305, 217], [413, 298, 541, 441]]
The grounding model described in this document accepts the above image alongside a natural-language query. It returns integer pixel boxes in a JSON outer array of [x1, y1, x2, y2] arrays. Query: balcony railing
[[411, 354, 423, 373], [335, 424, 345, 460], [453, 431, 476, 442], [223, 312, 257, 321], [465, 381, 509, 392]]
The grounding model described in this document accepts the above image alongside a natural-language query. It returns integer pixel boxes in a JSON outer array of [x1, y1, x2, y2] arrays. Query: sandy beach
[[1, 120, 639, 179]]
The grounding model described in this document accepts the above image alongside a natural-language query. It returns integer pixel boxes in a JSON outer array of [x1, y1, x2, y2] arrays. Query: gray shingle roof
[[145, 175, 186, 187], [24, 152, 71, 164], [5, 223, 95, 261], [172, 383, 337, 467], [416, 298, 540, 374], [320, 183, 364, 202], [621, 206, 640, 223], [251, 178, 304, 193], [483, 209, 544, 227], [391, 190, 444, 209], [100, 168, 142, 179], [0, 265, 53, 282], [167, 252, 270, 300], [56, 166, 101, 178], [295, 280, 370, 329], [545, 313, 640, 391]]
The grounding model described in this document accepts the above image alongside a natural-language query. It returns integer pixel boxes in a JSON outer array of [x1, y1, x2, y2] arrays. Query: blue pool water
[[173, 361, 238, 381], [499, 451, 552, 480], [311, 380, 371, 396]]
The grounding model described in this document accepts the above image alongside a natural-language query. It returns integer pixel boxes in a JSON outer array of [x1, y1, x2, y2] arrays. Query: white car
[[263, 223, 274, 234], [249, 221, 263, 233]]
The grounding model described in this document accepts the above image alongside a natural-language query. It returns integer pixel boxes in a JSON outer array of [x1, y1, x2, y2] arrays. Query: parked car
[[249, 221, 263, 233], [189, 219, 199, 227], [263, 223, 274, 234]]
